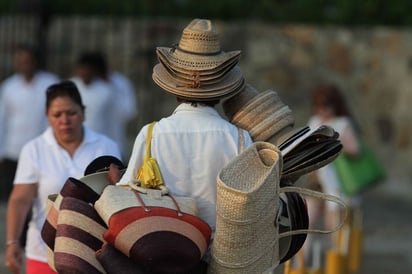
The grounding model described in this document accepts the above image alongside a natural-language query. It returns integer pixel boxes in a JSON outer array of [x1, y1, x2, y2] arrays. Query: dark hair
[[77, 51, 108, 78], [46, 80, 85, 112], [311, 84, 361, 133], [177, 97, 220, 107], [310, 84, 351, 117], [15, 44, 38, 59]]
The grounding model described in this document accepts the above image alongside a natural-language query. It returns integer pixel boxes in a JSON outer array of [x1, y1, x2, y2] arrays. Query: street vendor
[[108, 18, 253, 271]]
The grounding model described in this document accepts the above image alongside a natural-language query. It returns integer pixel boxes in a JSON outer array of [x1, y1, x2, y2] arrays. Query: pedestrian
[[70, 51, 116, 141], [0, 44, 59, 201], [91, 51, 138, 157], [5, 80, 121, 274], [108, 18, 253, 272], [302, 83, 361, 267]]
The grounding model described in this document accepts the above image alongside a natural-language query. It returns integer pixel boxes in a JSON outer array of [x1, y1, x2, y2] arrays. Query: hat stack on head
[[152, 18, 245, 101], [223, 84, 295, 143]]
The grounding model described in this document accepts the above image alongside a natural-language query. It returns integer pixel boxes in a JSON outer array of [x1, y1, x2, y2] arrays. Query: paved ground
[[1, 181, 411, 274]]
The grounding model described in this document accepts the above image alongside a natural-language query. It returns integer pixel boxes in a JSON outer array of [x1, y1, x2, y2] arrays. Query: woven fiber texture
[[227, 89, 295, 142], [222, 83, 259, 120], [41, 177, 101, 271], [152, 63, 245, 101], [94, 185, 199, 224], [54, 197, 107, 274], [156, 19, 241, 71], [153, 18, 245, 101], [208, 141, 282, 274], [95, 185, 211, 273]]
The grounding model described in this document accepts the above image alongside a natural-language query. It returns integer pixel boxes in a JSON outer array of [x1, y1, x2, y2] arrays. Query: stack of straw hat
[[152, 18, 245, 101], [222, 84, 295, 143]]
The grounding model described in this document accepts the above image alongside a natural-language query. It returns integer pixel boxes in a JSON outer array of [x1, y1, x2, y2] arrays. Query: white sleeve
[[13, 142, 39, 184]]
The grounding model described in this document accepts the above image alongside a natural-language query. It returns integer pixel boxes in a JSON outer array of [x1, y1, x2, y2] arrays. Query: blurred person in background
[[92, 51, 138, 157], [303, 83, 361, 263], [70, 51, 116, 141], [5, 80, 121, 274], [0, 44, 59, 201]]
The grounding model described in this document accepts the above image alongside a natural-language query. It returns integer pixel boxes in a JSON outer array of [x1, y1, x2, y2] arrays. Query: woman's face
[[47, 96, 84, 144]]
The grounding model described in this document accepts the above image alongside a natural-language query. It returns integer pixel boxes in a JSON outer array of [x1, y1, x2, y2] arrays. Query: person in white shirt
[[108, 19, 252, 273], [0, 45, 59, 200], [5, 80, 121, 274], [90, 51, 138, 156], [70, 52, 116, 141]]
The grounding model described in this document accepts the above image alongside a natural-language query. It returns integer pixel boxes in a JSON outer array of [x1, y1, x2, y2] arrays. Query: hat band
[[172, 44, 222, 56]]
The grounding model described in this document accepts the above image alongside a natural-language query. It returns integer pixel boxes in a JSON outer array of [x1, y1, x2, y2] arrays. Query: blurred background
[[1, 0, 412, 273]]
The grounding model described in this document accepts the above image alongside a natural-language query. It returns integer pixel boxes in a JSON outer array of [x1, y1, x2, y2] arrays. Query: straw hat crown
[[178, 19, 221, 55]]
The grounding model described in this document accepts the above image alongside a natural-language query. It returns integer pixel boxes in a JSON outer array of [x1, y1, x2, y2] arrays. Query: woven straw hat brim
[[153, 63, 245, 100], [222, 84, 259, 120], [231, 90, 285, 124], [248, 106, 295, 142], [158, 55, 239, 84], [157, 47, 241, 72], [210, 142, 281, 272], [159, 58, 239, 86], [157, 49, 240, 77]]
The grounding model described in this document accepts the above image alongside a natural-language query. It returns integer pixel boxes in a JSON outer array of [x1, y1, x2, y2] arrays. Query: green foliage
[[1, 0, 412, 26]]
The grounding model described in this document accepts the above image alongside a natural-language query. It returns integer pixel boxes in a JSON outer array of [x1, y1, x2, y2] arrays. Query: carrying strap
[[144, 121, 156, 161], [238, 127, 245, 153], [278, 186, 348, 238], [263, 187, 347, 274], [130, 122, 168, 194]]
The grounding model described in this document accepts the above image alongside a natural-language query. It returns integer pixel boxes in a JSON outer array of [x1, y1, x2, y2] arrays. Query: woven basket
[[208, 141, 282, 274], [41, 177, 101, 271], [54, 197, 107, 274], [94, 185, 212, 273]]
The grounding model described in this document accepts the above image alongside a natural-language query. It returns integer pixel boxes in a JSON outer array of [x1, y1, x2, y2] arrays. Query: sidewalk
[[1, 181, 411, 274]]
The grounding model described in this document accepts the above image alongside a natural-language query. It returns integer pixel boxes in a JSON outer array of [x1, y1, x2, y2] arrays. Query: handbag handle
[[131, 189, 184, 216], [278, 186, 348, 238]]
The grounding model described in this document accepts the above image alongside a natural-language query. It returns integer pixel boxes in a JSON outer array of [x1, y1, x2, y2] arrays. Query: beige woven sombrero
[[152, 63, 245, 101], [156, 19, 241, 72], [153, 18, 245, 101], [223, 88, 295, 142]]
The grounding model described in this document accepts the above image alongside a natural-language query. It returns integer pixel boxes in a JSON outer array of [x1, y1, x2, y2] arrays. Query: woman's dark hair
[[46, 80, 85, 112], [310, 84, 351, 117], [311, 83, 361, 133]]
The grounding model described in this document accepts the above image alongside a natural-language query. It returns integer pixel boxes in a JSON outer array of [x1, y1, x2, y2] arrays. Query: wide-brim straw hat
[[208, 141, 282, 274], [223, 88, 295, 142], [156, 18, 241, 72], [157, 47, 240, 78], [153, 63, 245, 101]]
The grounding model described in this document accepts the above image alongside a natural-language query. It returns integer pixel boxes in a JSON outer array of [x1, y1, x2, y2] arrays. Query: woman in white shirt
[[5, 80, 121, 274]]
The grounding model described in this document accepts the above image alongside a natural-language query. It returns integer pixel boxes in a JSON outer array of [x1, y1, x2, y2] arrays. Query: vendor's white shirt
[[14, 126, 121, 262], [118, 103, 253, 234], [0, 71, 59, 159]]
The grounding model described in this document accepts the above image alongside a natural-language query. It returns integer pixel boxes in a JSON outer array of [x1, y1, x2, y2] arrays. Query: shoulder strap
[[279, 186, 348, 238], [238, 127, 245, 153], [144, 122, 156, 161]]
